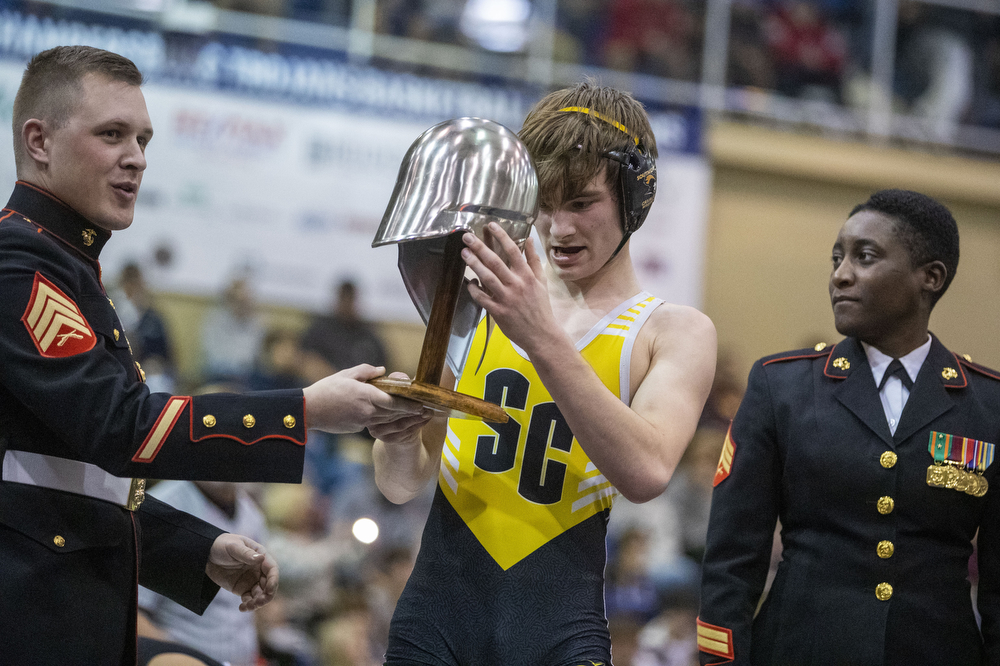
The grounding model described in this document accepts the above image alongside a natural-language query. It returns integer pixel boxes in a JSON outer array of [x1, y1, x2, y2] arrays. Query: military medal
[[926, 431, 993, 497]]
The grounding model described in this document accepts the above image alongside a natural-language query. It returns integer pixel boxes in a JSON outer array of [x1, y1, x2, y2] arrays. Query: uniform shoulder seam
[[958, 356, 1000, 381], [761, 347, 832, 366]]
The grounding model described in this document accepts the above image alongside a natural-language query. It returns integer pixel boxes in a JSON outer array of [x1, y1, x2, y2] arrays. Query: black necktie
[[879, 359, 913, 391]]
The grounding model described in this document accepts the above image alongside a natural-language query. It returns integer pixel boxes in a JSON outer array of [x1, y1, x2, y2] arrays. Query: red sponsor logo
[[21, 273, 96, 358]]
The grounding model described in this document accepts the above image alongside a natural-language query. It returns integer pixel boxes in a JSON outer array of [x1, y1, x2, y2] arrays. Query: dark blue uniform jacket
[[699, 336, 1000, 666], [0, 182, 307, 664]]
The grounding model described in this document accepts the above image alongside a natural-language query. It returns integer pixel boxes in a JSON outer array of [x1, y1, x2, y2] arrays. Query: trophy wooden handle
[[369, 377, 509, 423], [374, 231, 509, 423]]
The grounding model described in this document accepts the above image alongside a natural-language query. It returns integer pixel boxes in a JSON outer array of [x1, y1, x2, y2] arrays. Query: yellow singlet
[[440, 291, 663, 570]]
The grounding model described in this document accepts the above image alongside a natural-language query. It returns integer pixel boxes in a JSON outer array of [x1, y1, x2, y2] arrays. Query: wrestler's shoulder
[[646, 301, 715, 340]]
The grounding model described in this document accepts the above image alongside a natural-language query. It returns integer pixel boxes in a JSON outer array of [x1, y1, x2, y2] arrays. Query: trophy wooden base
[[369, 377, 508, 423]]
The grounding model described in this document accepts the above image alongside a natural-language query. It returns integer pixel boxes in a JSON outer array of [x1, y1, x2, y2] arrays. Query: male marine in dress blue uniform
[[0, 45, 424, 664], [0, 181, 307, 663], [698, 190, 999, 666]]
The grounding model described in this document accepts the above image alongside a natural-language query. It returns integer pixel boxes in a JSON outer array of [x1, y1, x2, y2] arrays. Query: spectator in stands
[[626, 587, 701, 666], [727, 0, 776, 90], [299, 278, 389, 382], [894, 2, 976, 141], [602, 0, 700, 80], [317, 607, 380, 666], [375, 0, 464, 43], [255, 481, 340, 663], [138, 481, 269, 666], [199, 275, 266, 388], [552, 0, 609, 65], [662, 425, 727, 566], [968, 15, 1000, 129], [247, 327, 307, 391], [114, 262, 176, 392], [763, 0, 848, 102], [366, 546, 417, 661], [286, 0, 350, 24], [606, 526, 661, 625], [298, 278, 392, 502], [698, 349, 745, 431], [212, 0, 285, 17]]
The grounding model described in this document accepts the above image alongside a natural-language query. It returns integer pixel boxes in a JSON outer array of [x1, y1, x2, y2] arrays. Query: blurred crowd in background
[[206, 0, 1000, 134], [88, 3, 995, 662], [114, 264, 749, 666]]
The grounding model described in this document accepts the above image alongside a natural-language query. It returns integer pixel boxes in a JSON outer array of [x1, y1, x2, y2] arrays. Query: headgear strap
[[557, 105, 657, 262]]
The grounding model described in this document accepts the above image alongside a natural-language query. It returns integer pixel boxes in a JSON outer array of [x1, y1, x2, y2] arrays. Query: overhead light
[[459, 0, 532, 53], [352, 517, 379, 544]]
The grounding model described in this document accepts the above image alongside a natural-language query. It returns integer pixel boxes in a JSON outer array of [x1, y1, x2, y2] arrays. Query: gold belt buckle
[[125, 478, 146, 511]]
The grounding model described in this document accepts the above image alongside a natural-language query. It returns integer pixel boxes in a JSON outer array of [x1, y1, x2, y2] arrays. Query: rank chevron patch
[[713, 425, 736, 487], [21, 272, 96, 358]]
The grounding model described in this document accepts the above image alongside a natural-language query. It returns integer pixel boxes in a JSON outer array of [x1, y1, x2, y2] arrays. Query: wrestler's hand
[[303, 364, 426, 434], [367, 372, 434, 443], [206, 533, 278, 612], [462, 223, 562, 355]]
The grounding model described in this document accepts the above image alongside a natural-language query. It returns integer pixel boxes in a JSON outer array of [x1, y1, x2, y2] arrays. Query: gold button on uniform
[[53, 535, 65, 547], [283, 415, 296, 429], [243, 414, 256, 428], [203, 415, 217, 428], [877, 540, 895, 558], [880, 451, 897, 468], [114, 329, 120, 341], [814, 342, 827, 351], [877, 496, 895, 514], [875, 582, 893, 601]]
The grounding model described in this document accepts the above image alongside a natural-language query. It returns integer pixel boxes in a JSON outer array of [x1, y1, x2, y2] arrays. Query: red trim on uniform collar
[[4, 181, 111, 262]]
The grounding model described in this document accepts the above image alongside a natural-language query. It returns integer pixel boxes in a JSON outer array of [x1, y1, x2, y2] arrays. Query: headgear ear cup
[[557, 106, 657, 240], [605, 144, 656, 235]]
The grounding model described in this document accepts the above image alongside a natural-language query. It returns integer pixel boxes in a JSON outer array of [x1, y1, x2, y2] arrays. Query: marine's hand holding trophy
[[370, 117, 539, 423]]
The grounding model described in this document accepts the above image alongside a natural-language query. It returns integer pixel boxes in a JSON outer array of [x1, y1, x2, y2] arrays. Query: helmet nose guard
[[372, 117, 539, 377]]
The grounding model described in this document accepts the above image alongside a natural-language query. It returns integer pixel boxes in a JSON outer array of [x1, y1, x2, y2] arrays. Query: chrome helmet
[[373, 117, 539, 376]]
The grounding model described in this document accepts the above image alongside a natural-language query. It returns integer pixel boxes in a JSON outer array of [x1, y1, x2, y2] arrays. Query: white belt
[[2, 450, 145, 510]]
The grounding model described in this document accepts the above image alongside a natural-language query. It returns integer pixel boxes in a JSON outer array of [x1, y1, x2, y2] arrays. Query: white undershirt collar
[[862, 335, 932, 435]]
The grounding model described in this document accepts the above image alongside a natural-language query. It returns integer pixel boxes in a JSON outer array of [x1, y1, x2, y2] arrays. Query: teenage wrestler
[[371, 81, 717, 664]]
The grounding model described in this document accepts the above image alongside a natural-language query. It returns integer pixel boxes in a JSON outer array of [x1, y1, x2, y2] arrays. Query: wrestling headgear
[[372, 117, 539, 376], [558, 106, 656, 259]]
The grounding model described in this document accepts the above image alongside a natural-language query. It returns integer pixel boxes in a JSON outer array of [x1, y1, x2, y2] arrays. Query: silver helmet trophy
[[373, 117, 539, 379]]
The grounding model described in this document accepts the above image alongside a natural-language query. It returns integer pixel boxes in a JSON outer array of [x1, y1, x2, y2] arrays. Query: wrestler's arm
[[370, 369, 453, 504], [462, 224, 717, 503], [522, 303, 715, 502]]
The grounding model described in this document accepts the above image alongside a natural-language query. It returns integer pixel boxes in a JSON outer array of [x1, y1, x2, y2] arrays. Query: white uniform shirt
[[137, 481, 269, 666], [863, 335, 932, 435]]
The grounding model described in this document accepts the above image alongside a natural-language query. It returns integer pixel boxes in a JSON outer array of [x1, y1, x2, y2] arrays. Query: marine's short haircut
[[850, 188, 960, 304], [518, 80, 656, 212], [12, 45, 143, 170]]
